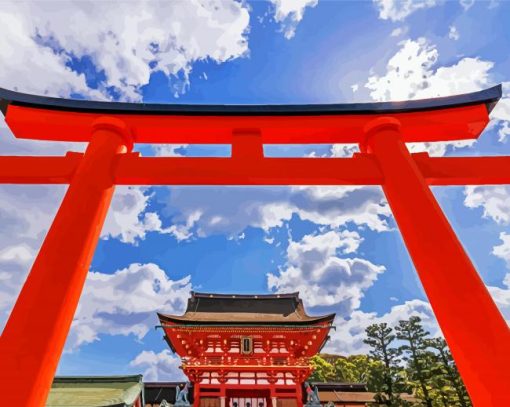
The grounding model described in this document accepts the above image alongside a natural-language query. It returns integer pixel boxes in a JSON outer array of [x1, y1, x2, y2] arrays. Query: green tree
[[396, 317, 433, 407], [426, 338, 471, 407], [364, 323, 407, 406], [334, 355, 373, 383], [422, 351, 455, 406], [308, 355, 335, 382]]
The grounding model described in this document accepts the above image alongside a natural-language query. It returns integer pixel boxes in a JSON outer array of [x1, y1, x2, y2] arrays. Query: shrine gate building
[[158, 292, 335, 407]]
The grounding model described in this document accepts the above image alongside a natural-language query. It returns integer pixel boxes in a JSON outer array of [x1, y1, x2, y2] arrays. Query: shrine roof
[[158, 291, 335, 325], [47, 375, 143, 407]]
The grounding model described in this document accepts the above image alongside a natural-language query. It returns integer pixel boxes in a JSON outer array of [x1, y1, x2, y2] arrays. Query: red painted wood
[[5, 103, 489, 143], [0, 92, 507, 407], [162, 324, 328, 406], [3, 154, 510, 186], [364, 118, 510, 406], [0, 118, 132, 406]]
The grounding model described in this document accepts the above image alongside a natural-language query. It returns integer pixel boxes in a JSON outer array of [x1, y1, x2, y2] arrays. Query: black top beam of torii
[[0, 84, 501, 115]]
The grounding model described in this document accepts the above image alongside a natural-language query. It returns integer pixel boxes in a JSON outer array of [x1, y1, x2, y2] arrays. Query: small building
[[311, 383, 417, 407], [158, 292, 335, 407], [47, 375, 144, 407]]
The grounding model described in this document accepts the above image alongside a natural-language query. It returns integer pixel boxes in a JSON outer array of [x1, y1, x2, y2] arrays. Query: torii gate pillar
[[362, 118, 510, 406], [0, 117, 132, 405]]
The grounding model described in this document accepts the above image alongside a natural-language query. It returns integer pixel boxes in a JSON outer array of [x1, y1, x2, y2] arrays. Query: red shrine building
[[158, 292, 335, 407]]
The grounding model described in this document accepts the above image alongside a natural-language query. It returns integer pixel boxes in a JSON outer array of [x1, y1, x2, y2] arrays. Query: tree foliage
[[395, 317, 434, 407], [307, 317, 472, 407], [363, 323, 409, 406]]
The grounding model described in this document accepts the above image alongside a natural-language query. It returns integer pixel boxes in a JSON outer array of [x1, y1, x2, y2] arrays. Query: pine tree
[[364, 323, 407, 405], [396, 317, 433, 407], [425, 351, 454, 406], [426, 338, 471, 407]]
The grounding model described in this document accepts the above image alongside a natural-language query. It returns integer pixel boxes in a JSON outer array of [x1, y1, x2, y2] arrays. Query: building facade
[[158, 292, 335, 407]]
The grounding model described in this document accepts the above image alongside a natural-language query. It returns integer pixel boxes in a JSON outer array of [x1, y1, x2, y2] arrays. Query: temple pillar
[[220, 396, 226, 407], [296, 382, 303, 407], [193, 381, 200, 407], [271, 397, 278, 407], [0, 117, 132, 405], [362, 117, 510, 406]]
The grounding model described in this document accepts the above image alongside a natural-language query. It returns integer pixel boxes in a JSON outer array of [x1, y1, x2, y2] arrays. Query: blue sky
[[0, 0, 509, 381]]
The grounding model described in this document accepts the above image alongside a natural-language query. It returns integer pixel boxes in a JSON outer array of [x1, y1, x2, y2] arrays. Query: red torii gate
[[0, 86, 509, 406]]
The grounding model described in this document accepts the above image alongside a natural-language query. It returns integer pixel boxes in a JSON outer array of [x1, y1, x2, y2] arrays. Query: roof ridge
[[191, 291, 300, 299]]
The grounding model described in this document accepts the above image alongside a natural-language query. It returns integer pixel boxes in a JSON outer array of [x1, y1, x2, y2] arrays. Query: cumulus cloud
[[464, 186, 510, 225], [267, 230, 385, 311], [373, 0, 438, 22], [66, 263, 192, 350], [325, 299, 437, 354], [493, 232, 510, 266], [363, 37, 509, 152], [326, 281, 510, 355], [366, 37, 493, 102], [269, 0, 318, 39], [103, 187, 170, 244], [0, 0, 250, 100], [130, 349, 186, 381], [161, 186, 391, 241]]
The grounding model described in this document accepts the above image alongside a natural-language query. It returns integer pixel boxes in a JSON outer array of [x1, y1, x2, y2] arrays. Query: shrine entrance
[[0, 85, 509, 406], [226, 389, 271, 407], [160, 292, 323, 407]]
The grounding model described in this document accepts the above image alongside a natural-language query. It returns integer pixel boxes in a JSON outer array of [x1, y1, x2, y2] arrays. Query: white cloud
[[448, 25, 460, 40], [373, 0, 438, 22], [130, 349, 186, 381], [151, 144, 188, 157], [365, 38, 493, 102], [488, 273, 510, 322], [406, 140, 476, 157], [103, 187, 169, 244], [270, 0, 318, 39], [327, 280, 510, 355], [464, 186, 510, 225], [267, 230, 385, 311], [330, 144, 360, 158], [491, 82, 510, 141], [364, 37, 509, 154], [459, 0, 475, 10], [0, 0, 250, 100], [390, 26, 408, 37], [325, 299, 437, 354], [493, 232, 510, 267], [0, 8, 104, 100], [66, 263, 192, 350], [161, 185, 391, 241]]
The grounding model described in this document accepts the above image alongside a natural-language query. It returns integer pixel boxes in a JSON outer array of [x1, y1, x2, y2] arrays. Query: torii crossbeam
[[0, 86, 509, 406]]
